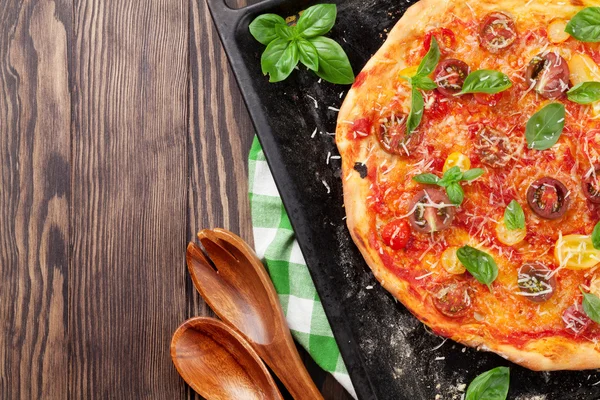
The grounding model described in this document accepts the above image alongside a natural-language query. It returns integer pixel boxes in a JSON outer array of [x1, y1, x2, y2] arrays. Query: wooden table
[[0, 0, 351, 398]]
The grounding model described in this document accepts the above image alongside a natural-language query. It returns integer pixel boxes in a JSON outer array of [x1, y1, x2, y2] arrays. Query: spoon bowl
[[170, 317, 282, 400]]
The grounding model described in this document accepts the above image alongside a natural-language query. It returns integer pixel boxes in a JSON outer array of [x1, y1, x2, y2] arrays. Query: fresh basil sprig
[[581, 288, 600, 324], [525, 103, 565, 151], [565, 7, 600, 43], [504, 200, 525, 231], [457, 245, 498, 290], [465, 367, 510, 400], [250, 4, 354, 84], [592, 220, 600, 250], [567, 82, 600, 104], [401, 37, 440, 134], [458, 70, 512, 95], [413, 166, 484, 205]]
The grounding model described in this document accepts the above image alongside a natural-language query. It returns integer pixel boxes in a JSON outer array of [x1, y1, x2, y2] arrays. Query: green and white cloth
[[248, 136, 356, 398]]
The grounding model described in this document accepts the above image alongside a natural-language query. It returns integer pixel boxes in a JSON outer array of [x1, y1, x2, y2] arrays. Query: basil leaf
[[504, 200, 525, 231], [261, 38, 299, 83], [309, 36, 354, 84], [565, 7, 600, 43], [465, 367, 510, 400], [296, 4, 337, 38], [525, 103, 565, 151], [457, 246, 498, 289], [406, 88, 424, 134], [275, 24, 296, 41], [567, 82, 600, 104], [459, 70, 512, 95], [250, 14, 286, 45], [592, 221, 600, 250], [416, 37, 440, 76], [461, 168, 485, 182], [297, 38, 319, 71], [410, 75, 437, 91], [440, 166, 463, 185], [413, 173, 440, 185], [446, 183, 464, 205], [582, 289, 600, 324]]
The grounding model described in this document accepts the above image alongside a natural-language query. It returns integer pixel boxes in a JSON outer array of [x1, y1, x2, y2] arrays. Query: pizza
[[336, 0, 600, 371]]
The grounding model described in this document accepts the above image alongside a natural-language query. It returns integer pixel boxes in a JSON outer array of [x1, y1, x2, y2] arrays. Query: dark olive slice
[[516, 262, 556, 303], [408, 189, 455, 233], [562, 305, 592, 336], [432, 281, 471, 318], [525, 52, 570, 99], [582, 163, 600, 204], [473, 125, 514, 168], [376, 113, 420, 156], [479, 12, 517, 53], [526, 177, 570, 220], [434, 59, 470, 97]]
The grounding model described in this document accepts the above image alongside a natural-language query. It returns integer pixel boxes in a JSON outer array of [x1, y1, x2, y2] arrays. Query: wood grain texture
[[69, 0, 188, 397], [0, 0, 352, 397], [0, 0, 71, 398]]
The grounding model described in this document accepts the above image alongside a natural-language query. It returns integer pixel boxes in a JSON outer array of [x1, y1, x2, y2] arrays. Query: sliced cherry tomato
[[480, 12, 518, 53], [562, 304, 592, 336], [473, 92, 503, 106], [582, 163, 600, 204], [516, 262, 556, 303], [349, 117, 372, 140], [376, 113, 420, 156], [525, 52, 570, 99], [434, 59, 470, 97], [425, 90, 449, 120], [424, 28, 456, 54], [554, 234, 600, 270], [495, 222, 526, 246], [443, 152, 471, 173], [381, 219, 411, 250], [441, 247, 466, 274], [472, 124, 514, 168], [526, 177, 569, 220], [408, 189, 455, 233], [431, 281, 471, 317]]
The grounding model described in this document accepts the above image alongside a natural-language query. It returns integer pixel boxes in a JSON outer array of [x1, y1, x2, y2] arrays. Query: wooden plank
[[187, 0, 255, 317], [69, 0, 188, 397], [0, 0, 71, 398]]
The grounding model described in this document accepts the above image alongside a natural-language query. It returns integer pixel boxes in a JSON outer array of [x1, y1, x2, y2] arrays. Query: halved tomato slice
[[554, 234, 600, 270]]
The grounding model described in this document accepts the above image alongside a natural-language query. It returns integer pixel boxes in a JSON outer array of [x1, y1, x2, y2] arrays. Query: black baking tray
[[206, 0, 600, 398]]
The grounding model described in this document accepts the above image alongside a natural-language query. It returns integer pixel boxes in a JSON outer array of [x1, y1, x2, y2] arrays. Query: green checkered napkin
[[248, 136, 356, 398]]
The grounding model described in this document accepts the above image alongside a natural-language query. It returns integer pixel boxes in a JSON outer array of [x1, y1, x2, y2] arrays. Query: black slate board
[[206, 0, 600, 398]]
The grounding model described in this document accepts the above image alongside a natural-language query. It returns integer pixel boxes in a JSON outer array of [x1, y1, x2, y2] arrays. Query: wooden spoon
[[170, 317, 283, 400], [186, 228, 324, 400]]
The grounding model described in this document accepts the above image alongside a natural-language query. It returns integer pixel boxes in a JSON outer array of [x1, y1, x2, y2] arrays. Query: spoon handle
[[266, 322, 324, 400]]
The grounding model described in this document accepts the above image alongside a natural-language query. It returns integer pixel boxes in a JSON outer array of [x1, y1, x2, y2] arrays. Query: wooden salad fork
[[170, 317, 283, 400], [186, 228, 324, 400]]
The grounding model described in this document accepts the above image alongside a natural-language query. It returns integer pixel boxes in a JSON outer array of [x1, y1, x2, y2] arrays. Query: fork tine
[[186, 242, 225, 298], [197, 230, 240, 282]]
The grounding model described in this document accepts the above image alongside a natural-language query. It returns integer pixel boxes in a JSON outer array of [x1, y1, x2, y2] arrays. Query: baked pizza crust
[[337, 0, 600, 371]]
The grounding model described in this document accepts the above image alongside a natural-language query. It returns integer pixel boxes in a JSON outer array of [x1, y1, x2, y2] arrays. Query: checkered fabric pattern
[[248, 136, 356, 398]]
